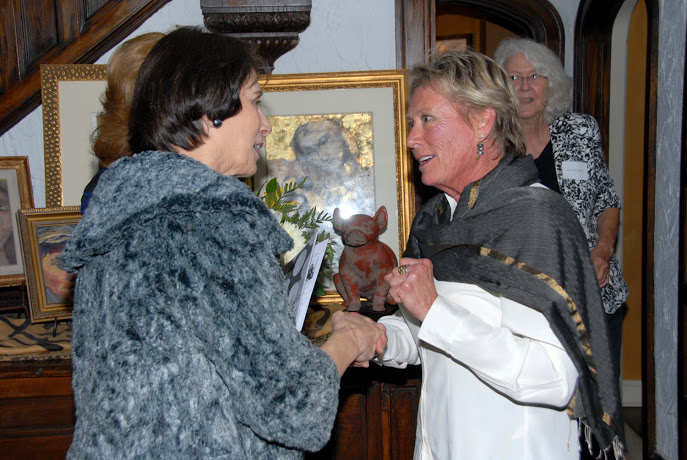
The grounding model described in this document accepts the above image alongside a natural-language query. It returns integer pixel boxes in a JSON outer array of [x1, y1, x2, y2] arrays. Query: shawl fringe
[[581, 419, 626, 459]]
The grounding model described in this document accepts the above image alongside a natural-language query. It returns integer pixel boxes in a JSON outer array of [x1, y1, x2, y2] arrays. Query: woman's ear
[[471, 108, 500, 160], [474, 107, 497, 136], [199, 115, 213, 135]]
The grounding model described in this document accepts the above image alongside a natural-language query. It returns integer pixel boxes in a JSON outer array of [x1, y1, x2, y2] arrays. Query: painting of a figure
[[0, 180, 17, 267], [266, 114, 375, 216], [264, 113, 376, 289], [37, 225, 76, 305], [0, 157, 33, 285]]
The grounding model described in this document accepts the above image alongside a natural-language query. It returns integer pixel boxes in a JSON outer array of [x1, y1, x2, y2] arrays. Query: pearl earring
[[212, 119, 222, 128]]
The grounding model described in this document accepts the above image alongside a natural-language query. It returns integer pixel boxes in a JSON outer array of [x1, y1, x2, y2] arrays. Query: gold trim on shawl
[[463, 244, 625, 436], [468, 179, 480, 210], [567, 394, 576, 418], [466, 244, 594, 371]]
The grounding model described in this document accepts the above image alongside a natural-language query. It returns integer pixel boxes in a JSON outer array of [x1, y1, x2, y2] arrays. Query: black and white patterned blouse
[[549, 113, 629, 314]]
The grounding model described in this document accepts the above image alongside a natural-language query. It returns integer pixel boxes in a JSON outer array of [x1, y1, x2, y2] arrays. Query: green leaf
[[265, 177, 279, 194]]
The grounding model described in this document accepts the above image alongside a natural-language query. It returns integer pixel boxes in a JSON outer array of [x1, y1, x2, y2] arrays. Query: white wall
[[273, 0, 395, 73]]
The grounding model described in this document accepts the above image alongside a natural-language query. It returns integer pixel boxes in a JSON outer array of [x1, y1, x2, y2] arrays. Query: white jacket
[[378, 280, 580, 460]]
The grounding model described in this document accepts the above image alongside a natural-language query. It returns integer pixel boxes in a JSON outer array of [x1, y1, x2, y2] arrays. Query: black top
[[80, 168, 107, 215], [532, 140, 560, 193]]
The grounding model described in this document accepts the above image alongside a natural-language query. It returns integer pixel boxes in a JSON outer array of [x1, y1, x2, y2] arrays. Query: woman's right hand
[[321, 311, 387, 376], [331, 311, 387, 362], [385, 258, 438, 322]]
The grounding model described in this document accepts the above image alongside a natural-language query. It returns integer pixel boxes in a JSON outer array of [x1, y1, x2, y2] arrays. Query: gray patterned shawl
[[404, 154, 624, 457]]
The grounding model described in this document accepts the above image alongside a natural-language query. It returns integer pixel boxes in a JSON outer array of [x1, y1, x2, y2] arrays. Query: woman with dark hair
[[60, 27, 384, 459], [375, 50, 624, 459]]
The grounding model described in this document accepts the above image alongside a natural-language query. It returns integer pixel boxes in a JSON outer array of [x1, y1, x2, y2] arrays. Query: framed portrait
[[17, 206, 81, 323], [435, 33, 472, 53], [255, 70, 414, 303], [41, 64, 107, 207], [0, 157, 34, 287]]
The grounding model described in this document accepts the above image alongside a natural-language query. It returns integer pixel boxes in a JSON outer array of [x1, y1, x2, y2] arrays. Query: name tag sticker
[[561, 161, 588, 180]]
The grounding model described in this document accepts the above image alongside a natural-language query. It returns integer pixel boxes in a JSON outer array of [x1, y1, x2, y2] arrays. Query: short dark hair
[[129, 27, 266, 153]]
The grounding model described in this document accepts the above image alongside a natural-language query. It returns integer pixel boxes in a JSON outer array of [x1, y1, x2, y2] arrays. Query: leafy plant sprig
[[257, 177, 336, 266]]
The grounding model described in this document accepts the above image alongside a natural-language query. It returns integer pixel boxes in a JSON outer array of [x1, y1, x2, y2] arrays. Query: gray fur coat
[[60, 151, 340, 459]]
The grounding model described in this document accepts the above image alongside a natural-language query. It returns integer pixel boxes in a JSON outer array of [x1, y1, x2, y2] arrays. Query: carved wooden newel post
[[201, 0, 312, 71]]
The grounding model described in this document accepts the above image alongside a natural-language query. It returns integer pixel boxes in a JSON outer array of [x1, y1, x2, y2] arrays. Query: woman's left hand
[[590, 244, 612, 288], [384, 258, 438, 322]]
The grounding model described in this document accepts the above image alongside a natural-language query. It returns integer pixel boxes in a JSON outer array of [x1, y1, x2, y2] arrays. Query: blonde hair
[[91, 32, 165, 166], [408, 49, 526, 157]]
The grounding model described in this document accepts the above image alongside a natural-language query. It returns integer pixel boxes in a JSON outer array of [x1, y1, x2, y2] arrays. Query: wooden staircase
[[0, 0, 171, 137]]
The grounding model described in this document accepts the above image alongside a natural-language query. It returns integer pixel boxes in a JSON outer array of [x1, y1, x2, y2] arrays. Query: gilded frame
[[17, 206, 81, 323], [0, 157, 35, 287], [41, 64, 107, 207], [256, 70, 414, 304]]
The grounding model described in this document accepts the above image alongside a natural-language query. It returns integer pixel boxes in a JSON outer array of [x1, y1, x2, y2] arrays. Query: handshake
[[320, 310, 388, 375]]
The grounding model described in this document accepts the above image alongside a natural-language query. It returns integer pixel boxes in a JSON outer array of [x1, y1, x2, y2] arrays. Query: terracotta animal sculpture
[[333, 206, 398, 312]]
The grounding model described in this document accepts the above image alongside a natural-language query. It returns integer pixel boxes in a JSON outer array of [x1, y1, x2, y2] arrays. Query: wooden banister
[[0, 0, 171, 137]]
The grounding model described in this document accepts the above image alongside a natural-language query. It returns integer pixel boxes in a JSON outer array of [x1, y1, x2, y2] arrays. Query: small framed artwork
[[17, 206, 81, 323], [435, 33, 472, 53], [0, 157, 34, 287], [41, 64, 107, 207], [256, 70, 414, 303]]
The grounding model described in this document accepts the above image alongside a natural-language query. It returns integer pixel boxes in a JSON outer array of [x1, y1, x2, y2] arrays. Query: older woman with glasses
[[494, 38, 628, 386]]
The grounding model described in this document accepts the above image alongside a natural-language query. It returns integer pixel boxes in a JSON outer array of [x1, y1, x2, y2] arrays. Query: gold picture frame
[[0, 157, 35, 287], [256, 70, 414, 304], [17, 206, 81, 323], [41, 64, 107, 207]]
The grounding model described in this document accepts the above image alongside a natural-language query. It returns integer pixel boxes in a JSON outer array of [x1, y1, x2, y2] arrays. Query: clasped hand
[[384, 258, 438, 323], [330, 311, 387, 368]]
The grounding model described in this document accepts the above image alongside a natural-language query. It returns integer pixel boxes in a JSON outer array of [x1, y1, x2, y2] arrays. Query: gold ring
[[398, 264, 408, 275]]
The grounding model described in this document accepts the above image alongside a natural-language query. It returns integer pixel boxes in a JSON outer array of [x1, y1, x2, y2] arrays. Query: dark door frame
[[396, 0, 564, 69]]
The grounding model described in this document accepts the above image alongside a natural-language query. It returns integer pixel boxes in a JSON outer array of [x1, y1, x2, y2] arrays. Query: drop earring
[[212, 119, 223, 128], [476, 134, 485, 158]]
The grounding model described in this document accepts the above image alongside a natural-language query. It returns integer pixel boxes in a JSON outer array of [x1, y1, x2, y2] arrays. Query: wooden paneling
[[0, 360, 75, 460], [387, 384, 419, 459], [306, 365, 421, 460], [19, 0, 60, 71], [1, 359, 421, 460], [0, 436, 74, 460], [0, 0, 172, 137]]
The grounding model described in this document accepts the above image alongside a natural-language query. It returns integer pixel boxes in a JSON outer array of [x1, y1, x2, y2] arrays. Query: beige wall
[[622, 0, 648, 381]]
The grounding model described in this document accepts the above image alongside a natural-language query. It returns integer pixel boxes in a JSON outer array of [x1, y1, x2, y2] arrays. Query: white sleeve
[[418, 282, 578, 408], [376, 309, 421, 368]]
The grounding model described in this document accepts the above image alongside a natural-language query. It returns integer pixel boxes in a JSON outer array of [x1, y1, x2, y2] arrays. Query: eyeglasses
[[508, 74, 548, 85]]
